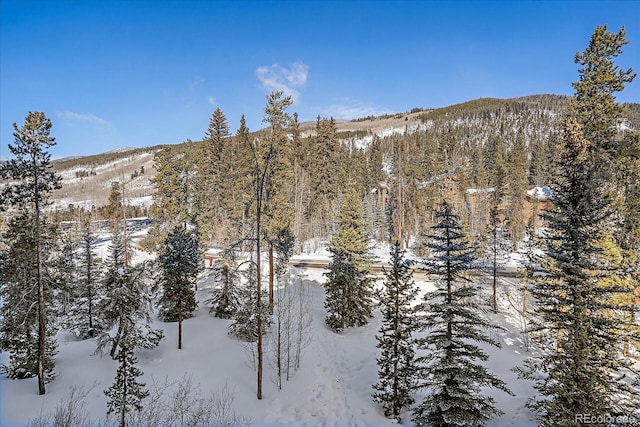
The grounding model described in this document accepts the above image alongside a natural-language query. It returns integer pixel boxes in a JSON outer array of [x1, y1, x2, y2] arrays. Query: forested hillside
[[1, 25, 639, 426], [45, 93, 639, 258]]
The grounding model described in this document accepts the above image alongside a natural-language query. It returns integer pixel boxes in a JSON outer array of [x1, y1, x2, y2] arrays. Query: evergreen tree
[[229, 115, 255, 249], [65, 222, 106, 339], [228, 258, 271, 342], [372, 242, 418, 422], [104, 328, 149, 427], [486, 206, 511, 313], [506, 129, 529, 251], [247, 91, 293, 399], [147, 145, 198, 251], [523, 26, 638, 425], [324, 187, 373, 331], [106, 181, 124, 227], [0, 215, 57, 383], [96, 225, 163, 359], [197, 107, 231, 246], [0, 111, 62, 395], [158, 227, 201, 349], [52, 232, 76, 316], [207, 249, 242, 319], [413, 201, 511, 427]]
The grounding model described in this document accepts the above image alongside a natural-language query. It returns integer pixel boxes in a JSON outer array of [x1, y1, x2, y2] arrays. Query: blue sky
[[1, 0, 638, 159]]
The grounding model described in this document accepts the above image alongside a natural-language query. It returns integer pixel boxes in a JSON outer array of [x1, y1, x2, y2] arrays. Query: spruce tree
[[523, 26, 638, 425], [197, 107, 231, 246], [413, 201, 511, 427], [0, 111, 62, 395], [147, 145, 198, 251], [506, 129, 529, 251], [247, 91, 293, 399], [0, 215, 57, 383], [65, 222, 106, 339], [486, 205, 511, 313], [96, 225, 163, 359], [158, 227, 201, 349], [104, 328, 149, 427], [372, 242, 418, 422], [228, 257, 271, 342], [324, 187, 373, 332], [207, 249, 241, 319]]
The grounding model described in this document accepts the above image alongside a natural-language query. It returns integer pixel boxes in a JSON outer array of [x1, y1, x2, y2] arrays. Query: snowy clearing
[[2, 233, 633, 426]]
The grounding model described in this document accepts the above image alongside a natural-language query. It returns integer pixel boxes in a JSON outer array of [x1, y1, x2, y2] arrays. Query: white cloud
[[56, 110, 108, 124], [256, 61, 309, 103], [207, 96, 216, 106], [319, 99, 392, 120]]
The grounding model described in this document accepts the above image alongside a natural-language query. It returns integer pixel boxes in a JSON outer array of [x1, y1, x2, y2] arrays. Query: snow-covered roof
[[527, 186, 553, 200], [466, 187, 495, 194]]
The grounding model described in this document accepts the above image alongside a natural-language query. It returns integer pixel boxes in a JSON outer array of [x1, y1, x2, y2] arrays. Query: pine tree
[[372, 242, 418, 422], [228, 258, 271, 342], [65, 222, 106, 339], [486, 206, 511, 313], [246, 91, 293, 399], [0, 111, 62, 395], [147, 145, 198, 251], [104, 328, 149, 427], [523, 26, 638, 425], [106, 181, 124, 227], [413, 201, 511, 427], [197, 107, 231, 246], [506, 129, 529, 251], [207, 249, 242, 319], [158, 227, 201, 349], [324, 187, 373, 331], [0, 215, 57, 383], [96, 225, 163, 359], [52, 232, 76, 316]]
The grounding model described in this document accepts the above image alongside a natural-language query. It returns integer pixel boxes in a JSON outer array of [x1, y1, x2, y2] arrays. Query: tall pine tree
[[324, 186, 373, 332], [372, 242, 418, 422], [523, 26, 638, 425], [158, 227, 201, 349], [65, 222, 106, 339], [413, 201, 511, 427], [0, 111, 62, 395], [96, 224, 163, 359]]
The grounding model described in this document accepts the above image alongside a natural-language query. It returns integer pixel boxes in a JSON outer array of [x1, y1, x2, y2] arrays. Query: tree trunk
[[111, 322, 123, 359], [493, 240, 498, 313], [256, 182, 263, 400], [35, 159, 46, 396], [269, 244, 274, 314], [623, 309, 632, 357], [37, 230, 46, 395], [178, 312, 183, 350]]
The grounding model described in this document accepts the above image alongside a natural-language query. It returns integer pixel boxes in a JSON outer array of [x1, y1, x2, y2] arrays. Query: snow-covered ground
[[0, 233, 602, 427]]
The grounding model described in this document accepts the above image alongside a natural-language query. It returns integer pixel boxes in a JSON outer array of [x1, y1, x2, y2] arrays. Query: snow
[[526, 186, 553, 200], [466, 187, 496, 194], [0, 233, 590, 426]]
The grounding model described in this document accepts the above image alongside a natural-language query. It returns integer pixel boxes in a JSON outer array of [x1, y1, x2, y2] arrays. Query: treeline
[[53, 146, 163, 171]]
